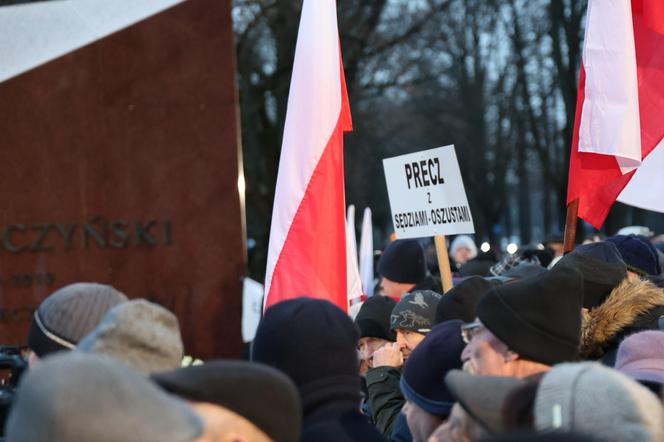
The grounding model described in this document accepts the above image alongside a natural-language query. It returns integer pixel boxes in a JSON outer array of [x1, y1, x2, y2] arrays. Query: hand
[[371, 343, 403, 368]]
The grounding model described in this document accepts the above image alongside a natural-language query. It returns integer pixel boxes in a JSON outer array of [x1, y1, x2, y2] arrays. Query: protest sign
[[383, 145, 475, 291]]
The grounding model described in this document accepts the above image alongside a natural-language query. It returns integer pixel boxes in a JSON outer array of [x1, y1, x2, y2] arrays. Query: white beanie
[[535, 362, 664, 442], [449, 235, 478, 260]]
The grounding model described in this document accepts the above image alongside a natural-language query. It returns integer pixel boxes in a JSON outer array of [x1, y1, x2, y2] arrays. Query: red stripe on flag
[[264, 112, 348, 311]]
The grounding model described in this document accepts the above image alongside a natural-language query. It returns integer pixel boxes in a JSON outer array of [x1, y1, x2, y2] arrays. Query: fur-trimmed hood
[[580, 278, 664, 359]]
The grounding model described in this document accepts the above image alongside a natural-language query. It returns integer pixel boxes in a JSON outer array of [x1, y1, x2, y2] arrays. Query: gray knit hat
[[5, 352, 203, 442], [535, 362, 664, 442], [390, 290, 442, 333], [27, 283, 128, 357], [77, 299, 184, 374]]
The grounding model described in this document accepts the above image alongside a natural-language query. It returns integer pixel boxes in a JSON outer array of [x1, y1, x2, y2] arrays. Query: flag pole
[[563, 198, 579, 253], [434, 235, 453, 293]]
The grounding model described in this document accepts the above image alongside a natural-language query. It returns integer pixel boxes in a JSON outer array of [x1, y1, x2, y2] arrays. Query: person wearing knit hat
[[77, 299, 184, 374], [400, 320, 465, 442], [615, 330, 664, 392], [378, 239, 440, 300], [607, 234, 660, 277], [444, 370, 525, 435], [354, 295, 397, 376], [5, 352, 204, 442], [366, 290, 442, 439], [386, 290, 443, 362], [153, 360, 302, 442], [435, 276, 492, 324], [534, 362, 664, 442], [449, 235, 478, 269], [251, 298, 384, 442], [554, 241, 627, 309], [462, 265, 584, 377], [26, 282, 128, 365]]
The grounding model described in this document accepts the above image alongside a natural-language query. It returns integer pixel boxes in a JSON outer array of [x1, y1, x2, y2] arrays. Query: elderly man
[[461, 265, 584, 377], [366, 290, 442, 439]]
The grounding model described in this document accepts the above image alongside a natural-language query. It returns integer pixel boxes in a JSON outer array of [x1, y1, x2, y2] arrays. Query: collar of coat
[[580, 278, 664, 359]]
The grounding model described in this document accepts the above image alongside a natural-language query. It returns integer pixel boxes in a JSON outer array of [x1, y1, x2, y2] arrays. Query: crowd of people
[[3, 228, 664, 441]]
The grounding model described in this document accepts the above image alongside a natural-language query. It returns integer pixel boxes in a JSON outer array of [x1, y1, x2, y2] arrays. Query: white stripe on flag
[[579, 0, 641, 173], [618, 137, 664, 211]]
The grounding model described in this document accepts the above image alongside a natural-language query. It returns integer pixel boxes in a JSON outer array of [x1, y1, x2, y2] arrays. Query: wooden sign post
[[434, 235, 454, 293]]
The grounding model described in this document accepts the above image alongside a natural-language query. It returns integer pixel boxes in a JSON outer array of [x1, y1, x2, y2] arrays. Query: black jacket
[[300, 381, 385, 442]]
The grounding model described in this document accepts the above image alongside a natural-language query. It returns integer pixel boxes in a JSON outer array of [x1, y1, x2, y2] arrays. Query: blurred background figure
[[449, 235, 478, 271]]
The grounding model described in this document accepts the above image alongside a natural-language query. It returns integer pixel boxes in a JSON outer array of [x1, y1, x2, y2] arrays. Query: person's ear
[[504, 350, 519, 363]]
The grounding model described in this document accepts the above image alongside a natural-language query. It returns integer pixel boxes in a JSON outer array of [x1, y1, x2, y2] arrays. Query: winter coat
[[580, 278, 664, 366], [366, 366, 404, 438]]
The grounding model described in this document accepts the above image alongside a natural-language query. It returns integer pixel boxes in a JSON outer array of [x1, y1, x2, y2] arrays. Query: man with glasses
[[460, 265, 584, 377]]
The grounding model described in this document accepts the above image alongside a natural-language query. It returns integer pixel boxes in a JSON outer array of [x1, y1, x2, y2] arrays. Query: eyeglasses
[[461, 321, 484, 344]]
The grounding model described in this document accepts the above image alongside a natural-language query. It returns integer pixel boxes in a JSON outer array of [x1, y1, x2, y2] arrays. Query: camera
[[0, 346, 28, 434]]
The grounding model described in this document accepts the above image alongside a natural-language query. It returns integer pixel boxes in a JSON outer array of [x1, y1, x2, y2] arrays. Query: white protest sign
[[383, 145, 475, 239]]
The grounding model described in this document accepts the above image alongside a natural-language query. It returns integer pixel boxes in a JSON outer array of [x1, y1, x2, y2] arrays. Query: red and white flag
[[263, 0, 354, 312], [567, 0, 664, 228]]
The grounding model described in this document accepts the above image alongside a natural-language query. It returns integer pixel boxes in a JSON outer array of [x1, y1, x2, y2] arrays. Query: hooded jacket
[[580, 278, 664, 366]]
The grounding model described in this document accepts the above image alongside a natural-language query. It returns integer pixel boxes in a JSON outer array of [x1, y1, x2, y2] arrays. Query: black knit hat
[[355, 296, 397, 341], [400, 320, 465, 417], [476, 265, 584, 366], [390, 290, 442, 333], [251, 298, 360, 413], [153, 360, 302, 442], [378, 239, 426, 284], [556, 241, 627, 308], [435, 276, 491, 324], [607, 234, 660, 276]]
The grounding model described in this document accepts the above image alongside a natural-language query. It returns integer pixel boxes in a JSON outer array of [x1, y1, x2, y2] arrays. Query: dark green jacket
[[366, 366, 403, 438]]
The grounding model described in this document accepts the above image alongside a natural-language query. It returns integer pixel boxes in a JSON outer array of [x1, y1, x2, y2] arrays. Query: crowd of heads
[[4, 226, 664, 441], [355, 228, 664, 441]]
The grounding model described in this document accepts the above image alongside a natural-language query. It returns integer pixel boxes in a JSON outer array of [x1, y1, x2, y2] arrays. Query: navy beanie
[[555, 241, 627, 308], [607, 234, 660, 276], [251, 298, 360, 412], [400, 320, 465, 417], [378, 239, 426, 284], [355, 295, 397, 341]]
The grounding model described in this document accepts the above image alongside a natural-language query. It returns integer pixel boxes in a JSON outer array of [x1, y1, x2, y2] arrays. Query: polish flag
[[567, 0, 664, 229], [263, 0, 353, 312]]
